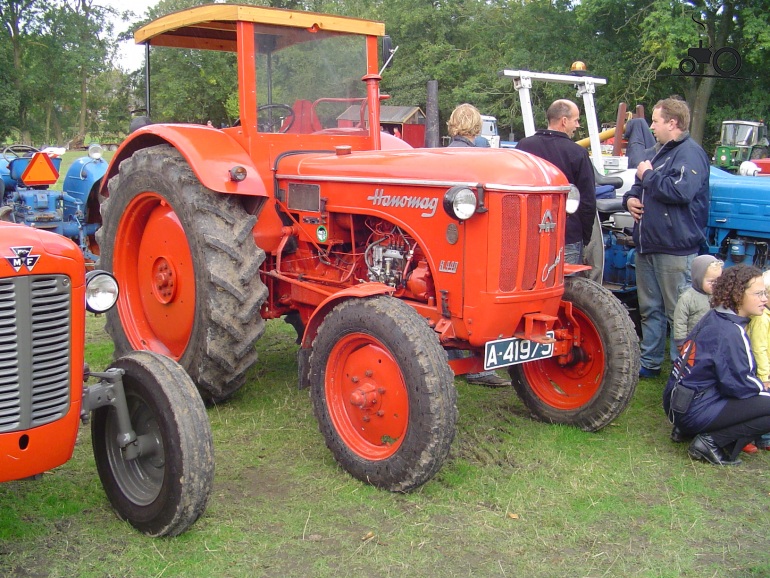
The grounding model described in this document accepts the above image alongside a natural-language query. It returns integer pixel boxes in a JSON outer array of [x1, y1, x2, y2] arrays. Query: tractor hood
[[0, 221, 84, 277], [709, 165, 770, 233], [275, 147, 568, 191]]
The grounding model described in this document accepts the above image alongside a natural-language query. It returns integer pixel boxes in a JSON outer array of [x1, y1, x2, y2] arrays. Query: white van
[[480, 115, 500, 148]]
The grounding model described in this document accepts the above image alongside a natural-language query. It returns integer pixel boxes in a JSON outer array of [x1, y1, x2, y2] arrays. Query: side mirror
[[381, 36, 396, 71]]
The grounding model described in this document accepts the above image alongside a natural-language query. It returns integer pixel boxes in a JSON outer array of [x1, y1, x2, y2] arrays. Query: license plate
[[483, 332, 555, 370]]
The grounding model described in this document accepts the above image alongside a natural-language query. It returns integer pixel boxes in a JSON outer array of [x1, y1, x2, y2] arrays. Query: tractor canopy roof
[[134, 3, 385, 53], [722, 120, 764, 127]]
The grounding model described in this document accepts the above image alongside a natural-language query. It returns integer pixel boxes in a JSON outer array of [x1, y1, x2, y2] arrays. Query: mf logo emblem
[[5, 246, 40, 272], [539, 209, 556, 233]]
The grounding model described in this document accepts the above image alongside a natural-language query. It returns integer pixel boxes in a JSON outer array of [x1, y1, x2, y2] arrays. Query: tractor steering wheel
[[3, 144, 40, 163], [256, 103, 295, 133]]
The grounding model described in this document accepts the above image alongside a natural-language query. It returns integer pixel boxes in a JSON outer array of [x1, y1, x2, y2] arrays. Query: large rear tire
[[97, 144, 267, 402], [510, 276, 639, 432], [91, 351, 214, 537], [309, 296, 457, 492]]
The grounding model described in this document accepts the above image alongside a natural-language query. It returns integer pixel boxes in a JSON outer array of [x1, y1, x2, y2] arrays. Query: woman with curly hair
[[664, 264, 770, 465], [446, 103, 488, 148]]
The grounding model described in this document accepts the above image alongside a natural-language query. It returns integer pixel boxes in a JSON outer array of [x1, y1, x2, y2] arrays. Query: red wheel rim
[[325, 333, 409, 460], [520, 307, 606, 410], [113, 192, 195, 359]]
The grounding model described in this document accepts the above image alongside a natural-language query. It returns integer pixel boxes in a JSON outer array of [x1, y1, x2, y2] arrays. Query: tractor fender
[[297, 283, 395, 389], [101, 125, 267, 199], [62, 156, 109, 206]]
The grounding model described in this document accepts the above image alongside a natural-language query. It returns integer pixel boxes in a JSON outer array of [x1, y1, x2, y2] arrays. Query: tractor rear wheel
[[97, 144, 267, 402], [751, 146, 769, 160], [510, 276, 639, 432], [309, 296, 457, 492], [91, 351, 214, 537]]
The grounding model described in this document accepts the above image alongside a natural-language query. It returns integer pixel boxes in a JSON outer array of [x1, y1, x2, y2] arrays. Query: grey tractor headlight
[[85, 270, 119, 313], [88, 143, 104, 160], [443, 186, 477, 220], [566, 185, 580, 215]]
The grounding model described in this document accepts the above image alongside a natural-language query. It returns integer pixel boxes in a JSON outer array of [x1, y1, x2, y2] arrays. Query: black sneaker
[[466, 373, 511, 388]]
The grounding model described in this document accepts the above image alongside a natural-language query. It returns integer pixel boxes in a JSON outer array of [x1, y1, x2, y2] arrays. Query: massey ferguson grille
[[499, 193, 562, 291], [0, 275, 71, 433]]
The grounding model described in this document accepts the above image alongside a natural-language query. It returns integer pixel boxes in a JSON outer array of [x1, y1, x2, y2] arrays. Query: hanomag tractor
[[0, 221, 214, 536], [97, 4, 639, 492]]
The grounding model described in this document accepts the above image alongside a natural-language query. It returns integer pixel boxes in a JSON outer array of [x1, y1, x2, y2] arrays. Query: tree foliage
[[0, 0, 769, 151]]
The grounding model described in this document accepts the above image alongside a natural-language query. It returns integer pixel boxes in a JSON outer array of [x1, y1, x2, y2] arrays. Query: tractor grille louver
[[0, 276, 71, 433], [499, 194, 562, 291]]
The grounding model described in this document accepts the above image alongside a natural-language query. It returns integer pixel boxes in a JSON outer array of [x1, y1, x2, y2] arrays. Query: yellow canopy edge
[[135, 3, 385, 50]]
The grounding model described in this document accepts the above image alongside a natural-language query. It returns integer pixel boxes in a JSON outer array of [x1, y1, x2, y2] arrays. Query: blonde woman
[[446, 104, 487, 148]]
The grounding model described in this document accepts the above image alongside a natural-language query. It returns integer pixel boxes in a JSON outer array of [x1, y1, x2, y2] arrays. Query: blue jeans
[[564, 241, 584, 265], [636, 252, 694, 370]]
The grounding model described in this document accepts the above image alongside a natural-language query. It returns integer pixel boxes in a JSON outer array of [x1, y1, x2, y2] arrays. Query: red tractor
[[98, 5, 639, 492], [0, 221, 214, 536]]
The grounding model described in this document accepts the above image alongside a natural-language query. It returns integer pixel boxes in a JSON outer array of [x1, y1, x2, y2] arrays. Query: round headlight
[[566, 185, 580, 215], [443, 186, 477, 221], [88, 143, 104, 160], [85, 270, 119, 313]]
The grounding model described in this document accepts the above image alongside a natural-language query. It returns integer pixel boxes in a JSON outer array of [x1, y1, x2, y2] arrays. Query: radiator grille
[[0, 275, 71, 433], [499, 196, 521, 292], [499, 194, 562, 291]]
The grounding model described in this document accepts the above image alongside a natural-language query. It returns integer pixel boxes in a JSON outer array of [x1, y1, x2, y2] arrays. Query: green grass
[[2, 317, 770, 577]]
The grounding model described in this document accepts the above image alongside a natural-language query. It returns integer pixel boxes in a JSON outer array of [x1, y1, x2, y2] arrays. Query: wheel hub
[[151, 257, 177, 304], [326, 336, 409, 459], [349, 375, 387, 419]]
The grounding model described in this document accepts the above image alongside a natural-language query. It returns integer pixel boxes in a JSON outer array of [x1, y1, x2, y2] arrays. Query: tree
[[0, 0, 45, 142], [67, 0, 114, 144], [0, 32, 19, 141], [634, 0, 770, 145]]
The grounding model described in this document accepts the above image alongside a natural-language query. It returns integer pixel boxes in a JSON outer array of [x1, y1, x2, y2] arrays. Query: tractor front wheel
[[97, 145, 267, 402], [309, 296, 457, 492], [91, 351, 214, 537], [510, 276, 639, 432]]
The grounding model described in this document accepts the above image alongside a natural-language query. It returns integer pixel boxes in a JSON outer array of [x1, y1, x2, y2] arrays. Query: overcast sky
[[96, 0, 159, 71]]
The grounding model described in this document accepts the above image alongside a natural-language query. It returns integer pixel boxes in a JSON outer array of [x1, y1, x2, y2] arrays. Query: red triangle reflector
[[20, 152, 59, 186]]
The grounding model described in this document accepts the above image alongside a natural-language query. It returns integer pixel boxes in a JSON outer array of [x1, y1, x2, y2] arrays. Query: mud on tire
[[309, 296, 457, 492], [510, 276, 639, 432], [97, 145, 267, 402]]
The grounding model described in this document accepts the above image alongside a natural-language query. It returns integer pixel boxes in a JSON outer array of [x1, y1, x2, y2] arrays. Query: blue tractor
[[0, 144, 108, 263], [593, 163, 770, 333], [706, 164, 770, 268]]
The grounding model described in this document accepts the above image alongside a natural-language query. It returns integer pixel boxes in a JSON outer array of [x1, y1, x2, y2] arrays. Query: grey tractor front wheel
[[91, 351, 214, 537]]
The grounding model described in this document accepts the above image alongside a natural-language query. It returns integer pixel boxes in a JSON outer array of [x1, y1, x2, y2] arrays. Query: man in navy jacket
[[622, 98, 710, 378]]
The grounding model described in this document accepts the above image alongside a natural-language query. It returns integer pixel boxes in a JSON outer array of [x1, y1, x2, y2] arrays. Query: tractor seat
[[283, 99, 322, 134], [596, 198, 624, 213]]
